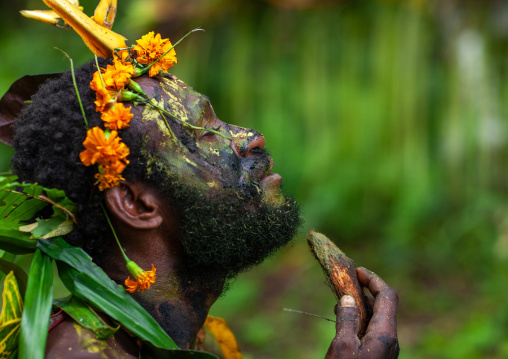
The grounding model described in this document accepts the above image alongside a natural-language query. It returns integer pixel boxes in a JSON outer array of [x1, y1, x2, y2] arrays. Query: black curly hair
[[11, 58, 155, 263]]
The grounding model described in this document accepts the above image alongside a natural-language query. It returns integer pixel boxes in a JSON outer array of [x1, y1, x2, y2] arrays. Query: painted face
[[127, 75, 302, 280], [131, 75, 284, 206]]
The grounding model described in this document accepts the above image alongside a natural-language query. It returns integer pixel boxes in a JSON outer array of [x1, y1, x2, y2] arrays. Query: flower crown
[[79, 31, 178, 191]]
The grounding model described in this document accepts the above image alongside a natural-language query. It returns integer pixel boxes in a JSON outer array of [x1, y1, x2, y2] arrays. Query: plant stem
[[56, 48, 88, 129], [100, 202, 130, 264], [94, 54, 106, 90], [142, 28, 204, 75], [153, 104, 231, 140]]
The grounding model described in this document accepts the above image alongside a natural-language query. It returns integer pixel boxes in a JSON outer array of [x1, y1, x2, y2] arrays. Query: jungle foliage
[[1, 0, 508, 358]]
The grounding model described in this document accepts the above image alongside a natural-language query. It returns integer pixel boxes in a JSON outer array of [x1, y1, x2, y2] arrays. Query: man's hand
[[325, 267, 399, 359]]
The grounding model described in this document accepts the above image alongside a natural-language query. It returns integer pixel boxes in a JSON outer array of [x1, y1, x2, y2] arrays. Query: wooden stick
[[306, 230, 371, 338]]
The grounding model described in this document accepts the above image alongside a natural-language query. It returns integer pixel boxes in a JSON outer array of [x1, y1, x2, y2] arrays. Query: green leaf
[[140, 345, 219, 359], [19, 249, 53, 359], [0, 229, 36, 254], [1, 271, 23, 324], [31, 217, 62, 238], [37, 237, 179, 350], [0, 252, 18, 287], [5, 198, 47, 223], [20, 218, 75, 240], [0, 271, 23, 358], [0, 176, 77, 253], [33, 216, 75, 239], [0, 258, 28, 297], [53, 295, 119, 340], [40, 219, 75, 239], [8, 348, 18, 359], [0, 176, 18, 188], [0, 320, 20, 358]]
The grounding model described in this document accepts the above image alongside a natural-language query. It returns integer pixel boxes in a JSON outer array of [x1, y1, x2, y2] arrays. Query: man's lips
[[258, 156, 281, 189], [258, 156, 275, 181]]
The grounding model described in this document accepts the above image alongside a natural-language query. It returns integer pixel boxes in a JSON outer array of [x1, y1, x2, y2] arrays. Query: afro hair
[[11, 58, 151, 263]]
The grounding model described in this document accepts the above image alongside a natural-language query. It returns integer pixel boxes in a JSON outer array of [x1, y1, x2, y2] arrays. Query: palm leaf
[[38, 237, 179, 350], [0, 176, 77, 254], [53, 295, 120, 340], [18, 249, 53, 359]]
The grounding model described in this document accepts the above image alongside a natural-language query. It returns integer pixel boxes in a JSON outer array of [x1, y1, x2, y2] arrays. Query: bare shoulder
[[45, 317, 139, 359]]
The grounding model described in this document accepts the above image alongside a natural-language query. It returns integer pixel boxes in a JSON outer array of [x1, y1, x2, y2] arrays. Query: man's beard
[[158, 172, 302, 296]]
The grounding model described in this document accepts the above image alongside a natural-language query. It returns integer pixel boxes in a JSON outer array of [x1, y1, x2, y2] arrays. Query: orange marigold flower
[[91, 64, 133, 94], [124, 261, 156, 293], [94, 86, 117, 112], [133, 31, 177, 77], [114, 49, 131, 63], [79, 127, 130, 167], [102, 103, 133, 130], [102, 61, 135, 91], [90, 70, 104, 92], [94, 163, 126, 191]]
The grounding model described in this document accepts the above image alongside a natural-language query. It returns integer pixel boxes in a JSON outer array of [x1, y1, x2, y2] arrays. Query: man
[[9, 57, 399, 358]]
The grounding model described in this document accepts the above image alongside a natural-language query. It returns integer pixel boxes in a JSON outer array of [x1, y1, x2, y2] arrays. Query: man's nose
[[231, 132, 265, 157]]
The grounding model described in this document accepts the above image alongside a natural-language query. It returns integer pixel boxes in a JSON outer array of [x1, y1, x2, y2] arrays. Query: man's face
[[134, 75, 285, 206], [132, 75, 302, 283]]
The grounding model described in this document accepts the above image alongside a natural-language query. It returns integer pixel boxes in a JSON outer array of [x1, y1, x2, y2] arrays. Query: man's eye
[[196, 126, 220, 140], [196, 129, 213, 139], [200, 130, 211, 138]]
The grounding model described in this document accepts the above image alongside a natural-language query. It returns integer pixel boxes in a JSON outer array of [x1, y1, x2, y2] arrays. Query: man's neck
[[130, 272, 215, 349], [102, 258, 222, 349]]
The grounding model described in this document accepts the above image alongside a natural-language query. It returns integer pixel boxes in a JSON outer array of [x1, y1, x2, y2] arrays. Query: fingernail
[[340, 295, 356, 308]]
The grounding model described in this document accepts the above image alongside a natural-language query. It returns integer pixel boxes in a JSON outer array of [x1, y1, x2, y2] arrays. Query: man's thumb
[[336, 295, 360, 337], [326, 295, 361, 358]]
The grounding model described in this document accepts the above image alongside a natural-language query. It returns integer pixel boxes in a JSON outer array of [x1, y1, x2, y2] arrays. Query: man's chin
[[175, 188, 302, 280]]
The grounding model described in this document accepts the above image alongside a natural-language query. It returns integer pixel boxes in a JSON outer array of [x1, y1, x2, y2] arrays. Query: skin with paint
[[44, 74, 398, 358]]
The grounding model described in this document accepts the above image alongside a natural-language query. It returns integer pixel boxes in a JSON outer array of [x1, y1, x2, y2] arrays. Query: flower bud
[[119, 90, 143, 102], [128, 79, 144, 95], [135, 67, 147, 77]]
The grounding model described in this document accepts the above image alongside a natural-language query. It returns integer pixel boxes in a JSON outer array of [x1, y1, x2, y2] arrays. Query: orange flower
[[102, 103, 133, 130], [90, 70, 104, 92], [79, 127, 130, 167], [94, 163, 126, 191], [102, 61, 135, 91], [94, 86, 117, 112], [114, 49, 131, 63], [133, 31, 177, 77], [91, 60, 134, 92], [124, 262, 156, 293]]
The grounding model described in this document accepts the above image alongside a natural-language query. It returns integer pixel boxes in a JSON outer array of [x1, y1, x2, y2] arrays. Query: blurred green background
[[2, 0, 508, 358]]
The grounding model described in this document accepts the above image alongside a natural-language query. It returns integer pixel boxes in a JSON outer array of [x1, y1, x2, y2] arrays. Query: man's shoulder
[[45, 316, 139, 359]]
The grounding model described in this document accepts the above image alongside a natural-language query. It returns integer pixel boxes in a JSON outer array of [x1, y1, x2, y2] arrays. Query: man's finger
[[356, 267, 398, 354], [329, 295, 361, 355], [357, 267, 398, 329]]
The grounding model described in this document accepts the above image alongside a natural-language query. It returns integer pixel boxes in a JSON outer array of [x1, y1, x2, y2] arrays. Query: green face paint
[[130, 74, 285, 205]]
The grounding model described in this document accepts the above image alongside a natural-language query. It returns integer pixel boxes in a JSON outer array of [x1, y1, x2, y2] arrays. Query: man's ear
[[104, 182, 163, 229]]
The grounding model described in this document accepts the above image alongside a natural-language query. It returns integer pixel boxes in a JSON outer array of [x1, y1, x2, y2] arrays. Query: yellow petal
[[92, 0, 117, 30], [20, 10, 69, 28], [67, 0, 80, 7], [204, 316, 242, 359], [42, 0, 126, 58]]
